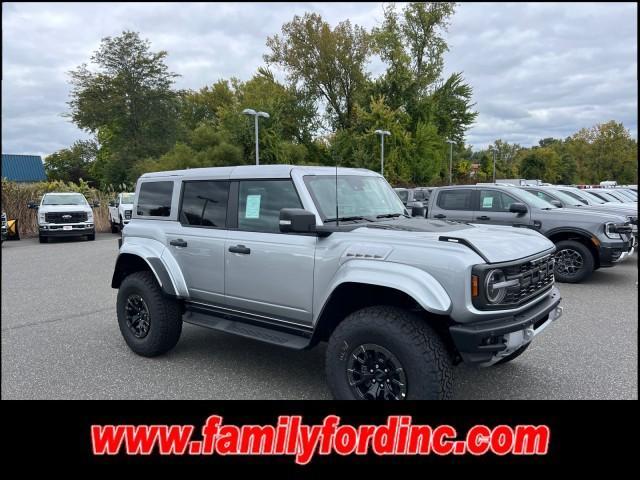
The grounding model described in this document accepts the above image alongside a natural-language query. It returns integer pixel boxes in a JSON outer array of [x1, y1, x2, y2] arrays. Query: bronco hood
[[358, 218, 554, 263]]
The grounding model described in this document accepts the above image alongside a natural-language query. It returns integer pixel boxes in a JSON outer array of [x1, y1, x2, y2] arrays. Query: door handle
[[169, 239, 188, 247], [229, 244, 251, 255], [434, 214, 446, 219], [477, 215, 490, 220]]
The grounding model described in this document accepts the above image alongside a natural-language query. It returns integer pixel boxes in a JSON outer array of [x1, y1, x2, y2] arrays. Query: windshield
[[512, 188, 558, 209], [620, 189, 638, 199], [579, 190, 605, 204], [304, 175, 406, 221], [121, 193, 135, 204], [610, 190, 635, 202], [42, 194, 88, 206], [547, 188, 584, 206], [593, 191, 622, 203]]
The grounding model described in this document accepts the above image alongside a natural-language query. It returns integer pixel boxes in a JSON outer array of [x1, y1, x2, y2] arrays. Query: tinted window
[[238, 180, 302, 233], [396, 190, 409, 203], [437, 190, 473, 210], [137, 181, 174, 216], [479, 190, 519, 211], [180, 181, 229, 227], [526, 189, 555, 203], [559, 189, 589, 204]]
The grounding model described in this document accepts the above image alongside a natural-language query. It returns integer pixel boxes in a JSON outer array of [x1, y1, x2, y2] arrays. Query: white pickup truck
[[108, 192, 135, 233]]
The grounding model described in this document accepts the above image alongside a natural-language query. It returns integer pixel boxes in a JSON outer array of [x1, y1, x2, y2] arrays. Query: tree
[[265, 13, 370, 130], [67, 31, 180, 187], [519, 147, 560, 182], [44, 140, 98, 184]]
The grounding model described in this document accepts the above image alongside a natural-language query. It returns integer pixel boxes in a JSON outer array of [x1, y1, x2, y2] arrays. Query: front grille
[[124, 210, 132, 219], [44, 211, 88, 223], [502, 255, 555, 305]]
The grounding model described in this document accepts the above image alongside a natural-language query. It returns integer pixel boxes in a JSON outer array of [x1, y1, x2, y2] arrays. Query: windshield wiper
[[376, 213, 409, 219], [324, 216, 374, 224]]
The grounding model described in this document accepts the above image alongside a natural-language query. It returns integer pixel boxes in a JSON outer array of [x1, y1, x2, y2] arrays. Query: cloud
[[2, 1, 637, 157]]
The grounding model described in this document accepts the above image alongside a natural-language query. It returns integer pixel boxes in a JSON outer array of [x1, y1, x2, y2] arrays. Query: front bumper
[[449, 287, 562, 366], [39, 224, 95, 237], [599, 237, 635, 266]]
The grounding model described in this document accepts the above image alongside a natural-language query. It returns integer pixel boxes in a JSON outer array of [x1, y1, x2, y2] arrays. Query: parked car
[[28, 192, 98, 243], [393, 188, 427, 217], [108, 192, 135, 233], [520, 186, 638, 248], [585, 188, 635, 206], [427, 185, 634, 283], [1, 211, 7, 243], [111, 165, 564, 400]]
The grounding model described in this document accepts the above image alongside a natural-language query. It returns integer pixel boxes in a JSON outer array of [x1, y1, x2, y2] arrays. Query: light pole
[[446, 139, 455, 185], [242, 108, 270, 165], [492, 149, 496, 183], [374, 130, 391, 176]]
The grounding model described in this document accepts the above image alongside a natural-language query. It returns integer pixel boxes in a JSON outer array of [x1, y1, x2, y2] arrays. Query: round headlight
[[485, 269, 507, 304]]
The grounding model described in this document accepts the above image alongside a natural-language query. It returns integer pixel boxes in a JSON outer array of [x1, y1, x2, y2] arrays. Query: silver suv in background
[[427, 185, 634, 283], [111, 165, 563, 400], [28, 192, 99, 243]]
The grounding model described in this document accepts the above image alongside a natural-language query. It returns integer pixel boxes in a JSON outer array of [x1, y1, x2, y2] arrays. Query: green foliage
[[67, 30, 180, 188], [44, 140, 98, 184]]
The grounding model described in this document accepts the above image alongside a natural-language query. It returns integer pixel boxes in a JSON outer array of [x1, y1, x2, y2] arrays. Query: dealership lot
[[1, 233, 637, 399]]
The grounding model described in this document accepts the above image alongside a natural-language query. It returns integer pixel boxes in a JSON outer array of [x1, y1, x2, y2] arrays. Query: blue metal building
[[1, 154, 47, 182]]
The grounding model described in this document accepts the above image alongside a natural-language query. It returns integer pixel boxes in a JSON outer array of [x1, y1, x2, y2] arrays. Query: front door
[[224, 179, 316, 326], [474, 189, 531, 227]]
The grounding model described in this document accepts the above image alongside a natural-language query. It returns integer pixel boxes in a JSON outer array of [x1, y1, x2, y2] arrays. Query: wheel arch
[[111, 253, 178, 297], [546, 227, 600, 266]]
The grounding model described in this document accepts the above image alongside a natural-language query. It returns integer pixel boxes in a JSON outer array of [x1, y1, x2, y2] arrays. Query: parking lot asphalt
[[1, 233, 637, 399]]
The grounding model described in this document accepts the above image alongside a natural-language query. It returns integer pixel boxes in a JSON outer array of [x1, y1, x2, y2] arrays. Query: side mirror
[[550, 200, 562, 208], [27, 202, 38, 209], [279, 208, 317, 234], [108, 201, 115, 207], [509, 203, 528, 215]]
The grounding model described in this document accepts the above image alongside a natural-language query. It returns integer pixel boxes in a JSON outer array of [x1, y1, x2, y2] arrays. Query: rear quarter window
[[436, 189, 473, 210], [137, 181, 174, 217]]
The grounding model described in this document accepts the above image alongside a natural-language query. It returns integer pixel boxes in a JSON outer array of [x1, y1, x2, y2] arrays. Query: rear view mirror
[[509, 203, 528, 215], [279, 208, 317, 234]]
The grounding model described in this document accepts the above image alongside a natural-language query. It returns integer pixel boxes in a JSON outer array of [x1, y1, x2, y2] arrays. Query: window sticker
[[482, 196, 494, 208], [245, 195, 261, 218]]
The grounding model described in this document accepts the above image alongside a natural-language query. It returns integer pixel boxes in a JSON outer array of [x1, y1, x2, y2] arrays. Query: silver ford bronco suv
[[111, 165, 563, 400]]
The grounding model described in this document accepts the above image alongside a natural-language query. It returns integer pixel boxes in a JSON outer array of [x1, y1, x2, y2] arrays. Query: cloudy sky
[[2, 2, 637, 158]]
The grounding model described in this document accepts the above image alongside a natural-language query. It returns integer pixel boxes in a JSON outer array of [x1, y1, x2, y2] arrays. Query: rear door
[[474, 188, 531, 227], [165, 180, 230, 304], [429, 188, 475, 222], [224, 179, 316, 326]]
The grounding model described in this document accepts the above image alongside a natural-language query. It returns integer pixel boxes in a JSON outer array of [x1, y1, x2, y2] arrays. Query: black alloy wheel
[[124, 294, 151, 339], [346, 343, 408, 400]]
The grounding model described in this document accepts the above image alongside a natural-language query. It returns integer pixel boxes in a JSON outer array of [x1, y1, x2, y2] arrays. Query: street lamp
[[492, 149, 497, 183], [242, 108, 270, 165], [374, 130, 391, 176], [446, 139, 455, 185]]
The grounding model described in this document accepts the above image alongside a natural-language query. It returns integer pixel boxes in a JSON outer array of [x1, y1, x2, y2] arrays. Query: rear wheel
[[553, 240, 594, 283], [117, 271, 182, 357], [326, 306, 452, 400]]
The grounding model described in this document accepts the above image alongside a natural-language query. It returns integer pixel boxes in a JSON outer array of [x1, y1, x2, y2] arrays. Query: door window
[[179, 181, 229, 228], [479, 190, 519, 212], [436, 189, 473, 210], [237, 180, 302, 233]]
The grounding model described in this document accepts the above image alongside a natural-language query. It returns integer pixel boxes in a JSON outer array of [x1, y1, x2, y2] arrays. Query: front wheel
[[554, 240, 594, 283], [325, 306, 453, 400], [117, 271, 182, 357], [39, 235, 48, 244], [110, 220, 119, 233], [87, 234, 95, 241]]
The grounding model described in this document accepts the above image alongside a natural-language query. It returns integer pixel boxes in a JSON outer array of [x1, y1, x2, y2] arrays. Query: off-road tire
[[494, 342, 531, 365], [39, 235, 48, 243], [553, 240, 594, 283], [326, 306, 453, 400], [117, 271, 182, 357]]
